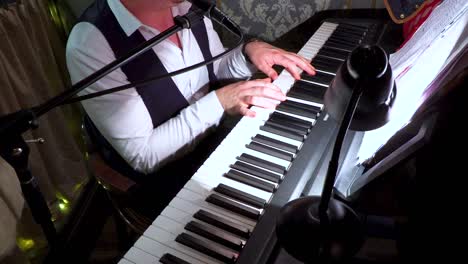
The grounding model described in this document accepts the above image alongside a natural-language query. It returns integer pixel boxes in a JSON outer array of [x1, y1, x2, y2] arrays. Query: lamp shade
[[324, 45, 396, 131]]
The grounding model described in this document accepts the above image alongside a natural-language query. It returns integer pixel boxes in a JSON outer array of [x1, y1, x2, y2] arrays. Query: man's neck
[[121, 0, 175, 31], [120, 0, 183, 48]]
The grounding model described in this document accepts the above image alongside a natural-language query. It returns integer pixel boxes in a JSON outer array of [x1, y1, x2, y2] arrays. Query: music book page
[[335, 0, 468, 197], [356, 0, 468, 164]]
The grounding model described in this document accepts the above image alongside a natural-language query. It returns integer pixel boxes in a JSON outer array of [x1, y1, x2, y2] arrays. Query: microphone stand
[[0, 10, 206, 254]]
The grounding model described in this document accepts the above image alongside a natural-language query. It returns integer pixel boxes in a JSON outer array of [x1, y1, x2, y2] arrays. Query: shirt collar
[[107, 0, 193, 37]]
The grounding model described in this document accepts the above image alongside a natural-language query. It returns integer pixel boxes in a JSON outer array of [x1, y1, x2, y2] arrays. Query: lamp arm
[[319, 82, 364, 219]]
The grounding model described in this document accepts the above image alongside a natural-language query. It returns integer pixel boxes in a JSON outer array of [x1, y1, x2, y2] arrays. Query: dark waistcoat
[[79, 0, 218, 178]]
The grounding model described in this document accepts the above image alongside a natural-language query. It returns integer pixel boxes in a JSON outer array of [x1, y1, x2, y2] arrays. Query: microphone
[[187, 0, 242, 36]]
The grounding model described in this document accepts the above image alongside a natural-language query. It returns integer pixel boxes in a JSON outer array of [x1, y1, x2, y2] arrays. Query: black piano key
[[261, 124, 306, 142], [313, 55, 344, 67], [269, 111, 313, 129], [315, 52, 345, 62], [321, 46, 350, 58], [327, 35, 361, 46], [252, 134, 299, 154], [194, 210, 251, 239], [237, 153, 286, 174], [160, 253, 191, 264], [322, 44, 354, 55], [301, 71, 335, 86], [268, 108, 312, 129], [176, 233, 238, 264], [324, 40, 357, 52], [246, 141, 294, 162], [329, 34, 364, 46], [294, 78, 329, 92], [317, 47, 349, 61], [337, 22, 368, 29], [185, 221, 245, 251], [321, 43, 353, 54], [224, 169, 277, 193], [324, 37, 359, 50], [215, 183, 266, 209], [231, 161, 282, 183], [282, 99, 321, 113], [265, 119, 308, 135], [312, 57, 342, 70], [337, 22, 369, 31], [328, 32, 362, 43], [288, 89, 324, 104], [276, 104, 318, 119], [314, 63, 341, 74], [206, 193, 261, 220], [330, 29, 364, 41], [333, 27, 366, 38]]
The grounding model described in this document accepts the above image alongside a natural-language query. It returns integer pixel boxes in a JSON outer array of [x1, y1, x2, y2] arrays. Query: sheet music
[[335, 0, 468, 197], [390, 0, 468, 76], [356, 0, 468, 164]]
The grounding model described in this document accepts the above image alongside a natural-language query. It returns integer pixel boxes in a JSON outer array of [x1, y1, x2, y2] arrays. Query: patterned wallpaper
[[220, 0, 385, 41], [62, 0, 385, 42]]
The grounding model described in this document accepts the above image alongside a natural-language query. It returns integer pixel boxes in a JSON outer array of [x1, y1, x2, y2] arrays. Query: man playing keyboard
[[66, 0, 315, 219]]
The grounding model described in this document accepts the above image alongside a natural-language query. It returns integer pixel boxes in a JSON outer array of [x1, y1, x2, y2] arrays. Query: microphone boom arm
[[0, 7, 242, 256]]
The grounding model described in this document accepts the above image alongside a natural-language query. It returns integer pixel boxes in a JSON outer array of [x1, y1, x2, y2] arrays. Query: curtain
[[0, 0, 88, 262]]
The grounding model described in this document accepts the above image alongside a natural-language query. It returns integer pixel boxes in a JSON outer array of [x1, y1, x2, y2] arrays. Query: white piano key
[[198, 139, 288, 176], [124, 247, 158, 264], [207, 139, 292, 170], [300, 77, 332, 88], [184, 176, 271, 199], [134, 236, 207, 264], [286, 96, 324, 109], [119, 259, 135, 264], [256, 129, 304, 149], [315, 68, 338, 76], [160, 206, 195, 227], [170, 196, 256, 228], [154, 214, 233, 245], [178, 188, 262, 221], [154, 214, 248, 250], [164, 200, 253, 234], [143, 226, 222, 264], [154, 215, 186, 235], [155, 214, 223, 241], [191, 168, 274, 199], [273, 109, 316, 124], [243, 147, 292, 169], [184, 179, 271, 203]]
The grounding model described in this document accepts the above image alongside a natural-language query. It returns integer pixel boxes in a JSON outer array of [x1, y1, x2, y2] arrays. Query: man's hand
[[244, 41, 316, 80], [215, 78, 286, 118]]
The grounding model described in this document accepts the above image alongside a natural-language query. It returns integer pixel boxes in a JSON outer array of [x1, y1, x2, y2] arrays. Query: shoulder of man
[[66, 22, 115, 63]]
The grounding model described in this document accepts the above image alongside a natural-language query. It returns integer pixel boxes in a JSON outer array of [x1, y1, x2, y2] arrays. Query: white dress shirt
[[66, 0, 255, 174]]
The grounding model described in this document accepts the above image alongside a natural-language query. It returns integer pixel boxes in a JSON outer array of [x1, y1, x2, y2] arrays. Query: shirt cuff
[[196, 90, 225, 126], [232, 46, 258, 76]]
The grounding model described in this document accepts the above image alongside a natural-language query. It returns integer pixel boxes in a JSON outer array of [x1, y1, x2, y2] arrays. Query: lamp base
[[276, 196, 364, 263]]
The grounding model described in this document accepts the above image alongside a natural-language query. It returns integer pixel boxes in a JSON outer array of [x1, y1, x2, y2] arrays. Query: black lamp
[[276, 45, 396, 263]]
